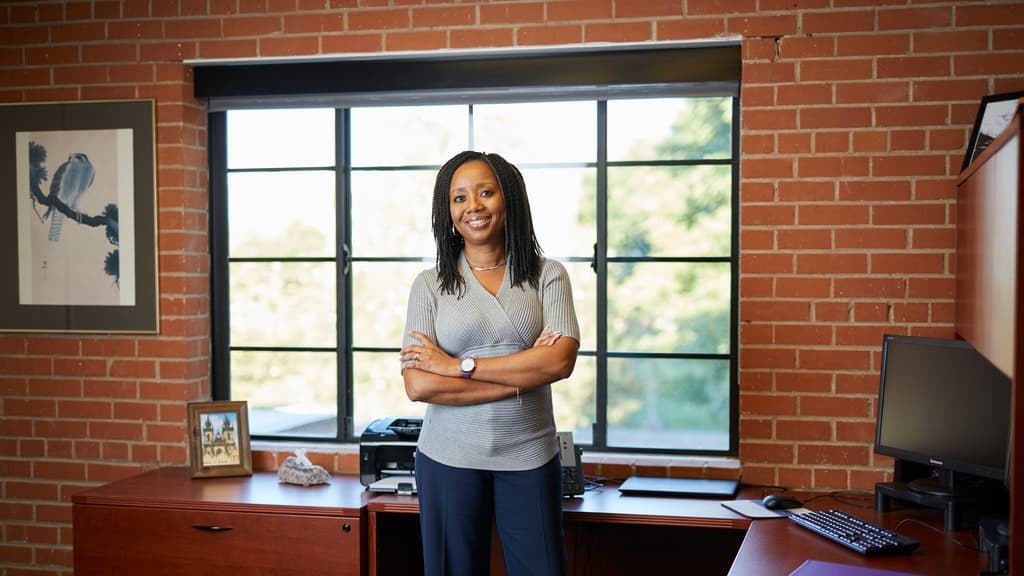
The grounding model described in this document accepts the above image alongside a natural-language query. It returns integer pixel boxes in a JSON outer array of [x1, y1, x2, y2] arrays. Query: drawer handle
[[192, 525, 233, 532]]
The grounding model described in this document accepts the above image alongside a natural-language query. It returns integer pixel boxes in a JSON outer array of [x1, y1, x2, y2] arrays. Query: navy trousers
[[415, 450, 566, 576]]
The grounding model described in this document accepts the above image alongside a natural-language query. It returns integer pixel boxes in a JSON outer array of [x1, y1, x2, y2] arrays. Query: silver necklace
[[468, 258, 506, 271]]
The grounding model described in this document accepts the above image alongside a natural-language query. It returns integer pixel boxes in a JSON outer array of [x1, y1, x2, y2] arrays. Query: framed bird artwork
[[0, 99, 158, 333]]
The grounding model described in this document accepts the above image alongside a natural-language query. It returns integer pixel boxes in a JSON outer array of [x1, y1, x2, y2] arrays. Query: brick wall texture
[[1, 1, 1023, 573]]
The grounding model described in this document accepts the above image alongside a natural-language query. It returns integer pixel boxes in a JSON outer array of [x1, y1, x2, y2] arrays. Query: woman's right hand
[[401, 331, 460, 378]]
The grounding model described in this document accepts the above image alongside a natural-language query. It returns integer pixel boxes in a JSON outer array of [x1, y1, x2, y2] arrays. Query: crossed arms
[[400, 327, 579, 406]]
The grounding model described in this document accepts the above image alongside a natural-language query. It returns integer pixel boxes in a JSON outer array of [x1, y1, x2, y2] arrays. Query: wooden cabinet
[[72, 467, 370, 576], [956, 107, 1021, 575]]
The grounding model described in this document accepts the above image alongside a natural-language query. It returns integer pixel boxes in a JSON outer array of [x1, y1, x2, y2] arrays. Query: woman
[[400, 150, 580, 576]]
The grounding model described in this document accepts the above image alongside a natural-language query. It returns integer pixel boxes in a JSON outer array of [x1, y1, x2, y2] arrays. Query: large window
[[204, 44, 740, 454]]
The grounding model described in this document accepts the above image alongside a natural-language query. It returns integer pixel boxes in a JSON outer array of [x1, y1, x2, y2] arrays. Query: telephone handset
[[557, 431, 584, 497]]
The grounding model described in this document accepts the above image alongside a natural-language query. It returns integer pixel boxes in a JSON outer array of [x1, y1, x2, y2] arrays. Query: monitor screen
[[874, 334, 1012, 485]]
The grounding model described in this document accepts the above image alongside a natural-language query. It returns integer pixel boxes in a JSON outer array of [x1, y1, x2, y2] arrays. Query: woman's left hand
[[533, 326, 562, 347], [401, 331, 457, 377]]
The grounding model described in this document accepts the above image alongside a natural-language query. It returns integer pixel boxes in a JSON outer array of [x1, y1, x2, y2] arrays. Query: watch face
[[461, 357, 475, 371]]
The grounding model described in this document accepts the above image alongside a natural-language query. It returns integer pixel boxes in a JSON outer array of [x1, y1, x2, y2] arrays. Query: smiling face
[[449, 159, 506, 248]]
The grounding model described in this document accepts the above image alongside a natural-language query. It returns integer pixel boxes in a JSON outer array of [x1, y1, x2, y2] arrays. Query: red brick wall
[[1, 1, 1023, 573]]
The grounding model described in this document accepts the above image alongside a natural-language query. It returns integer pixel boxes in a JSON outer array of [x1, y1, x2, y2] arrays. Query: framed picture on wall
[[0, 99, 159, 333], [187, 401, 252, 479], [962, 90, 1024, 173]]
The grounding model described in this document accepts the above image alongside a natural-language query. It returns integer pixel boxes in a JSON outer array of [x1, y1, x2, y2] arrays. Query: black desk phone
[[557, 431, 584, 497]]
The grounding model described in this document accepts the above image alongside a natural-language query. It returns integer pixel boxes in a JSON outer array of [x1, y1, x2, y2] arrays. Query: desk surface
[[728, 493, 989, 575], [369, 482, 752, 530], [369, 483, 989, 576], [72, 467, 370, 516]]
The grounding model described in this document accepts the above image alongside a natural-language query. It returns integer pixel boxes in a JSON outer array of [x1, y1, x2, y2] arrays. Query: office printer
[[359, 416, 421, 486]]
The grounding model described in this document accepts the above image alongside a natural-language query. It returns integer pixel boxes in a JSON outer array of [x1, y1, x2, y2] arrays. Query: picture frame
[[187, 401, 252, 479], [962, 90, 1024, 172], [0, 99, 159, 333]]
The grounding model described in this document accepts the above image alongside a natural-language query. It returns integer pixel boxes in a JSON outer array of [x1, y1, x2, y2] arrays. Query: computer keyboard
[[788, 509, 921, 556]]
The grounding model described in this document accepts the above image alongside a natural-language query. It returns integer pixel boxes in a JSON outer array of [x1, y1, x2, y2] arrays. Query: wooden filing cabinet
[[72, 467, 370, 576]]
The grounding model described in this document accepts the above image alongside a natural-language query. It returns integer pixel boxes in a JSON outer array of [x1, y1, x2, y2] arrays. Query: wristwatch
[[460, 356, 477, 379]]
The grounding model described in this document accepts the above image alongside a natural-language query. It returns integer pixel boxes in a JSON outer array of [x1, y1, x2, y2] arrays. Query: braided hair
[[431, 151, 543, 296]]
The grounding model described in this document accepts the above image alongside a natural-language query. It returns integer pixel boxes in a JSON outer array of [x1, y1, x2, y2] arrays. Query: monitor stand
[[979, 516, 1010, 574], [874, 462, 1006, 532], [905, 471, 989, 498]]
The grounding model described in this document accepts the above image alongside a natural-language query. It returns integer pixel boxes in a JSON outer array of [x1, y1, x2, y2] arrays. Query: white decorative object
[[277, 448, 330, 486]]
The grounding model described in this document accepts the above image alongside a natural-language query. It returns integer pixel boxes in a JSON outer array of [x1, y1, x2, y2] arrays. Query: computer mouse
[[762, 494, 803, 510]]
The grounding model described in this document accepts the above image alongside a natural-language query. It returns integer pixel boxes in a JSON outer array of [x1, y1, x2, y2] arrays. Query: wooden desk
[[70, 471, 990, 576], [369, 485, 991, 576], [729, 494, 991, 575]]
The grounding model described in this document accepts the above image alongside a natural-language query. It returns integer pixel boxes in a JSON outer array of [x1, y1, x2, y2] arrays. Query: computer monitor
[[874, 334, 1012, 496]]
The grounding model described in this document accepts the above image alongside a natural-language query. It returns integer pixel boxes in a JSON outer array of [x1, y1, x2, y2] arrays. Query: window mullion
[[594, 100, 609, 449], [336, 108, 352, 441]]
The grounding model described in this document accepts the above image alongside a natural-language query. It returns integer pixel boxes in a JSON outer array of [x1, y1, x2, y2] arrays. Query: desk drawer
[[73, 504, 361, 576]]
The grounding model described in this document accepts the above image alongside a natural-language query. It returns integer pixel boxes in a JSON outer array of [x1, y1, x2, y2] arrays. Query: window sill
[[252, 441, 740, 482]]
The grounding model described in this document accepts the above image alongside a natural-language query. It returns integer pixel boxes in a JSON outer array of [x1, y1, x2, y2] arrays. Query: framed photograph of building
[[187, 401, 252, 479], [0, 99, 158, 333], [962, 90, 1024, 172]]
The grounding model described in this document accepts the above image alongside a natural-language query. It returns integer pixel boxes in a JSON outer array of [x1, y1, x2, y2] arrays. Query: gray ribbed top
[[402, 254, 580, 471]]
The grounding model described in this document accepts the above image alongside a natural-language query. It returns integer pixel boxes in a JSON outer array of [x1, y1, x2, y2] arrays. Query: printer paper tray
[[368, 475, 417, 494]]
